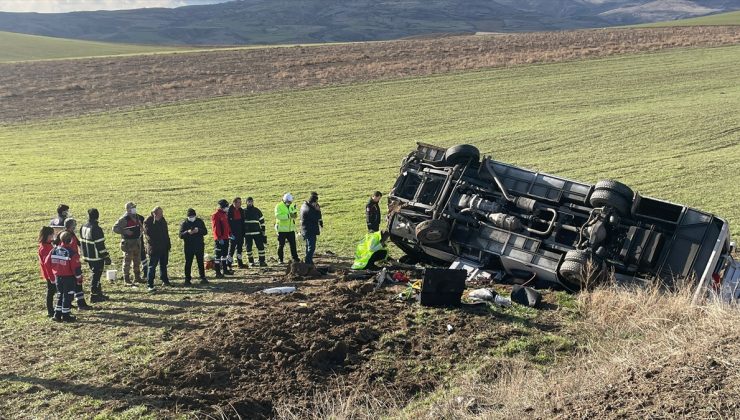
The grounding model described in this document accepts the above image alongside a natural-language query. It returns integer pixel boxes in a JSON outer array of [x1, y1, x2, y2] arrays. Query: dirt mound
[[133, 276, 532, 418]]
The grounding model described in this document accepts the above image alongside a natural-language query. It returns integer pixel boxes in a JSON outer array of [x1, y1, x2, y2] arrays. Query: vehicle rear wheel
[[559, 250, 605, 290], [415, 219, 450, 245], [594, 180, 634, 200], [444, 144, 480, 166], [590, 189, 631, 216]]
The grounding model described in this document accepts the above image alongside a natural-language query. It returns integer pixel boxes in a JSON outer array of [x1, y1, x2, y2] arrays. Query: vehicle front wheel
[[415, 219, 450, 245]]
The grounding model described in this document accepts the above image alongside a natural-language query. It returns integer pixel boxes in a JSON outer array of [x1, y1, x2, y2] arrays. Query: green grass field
[[1, 45, 739, 417], [0, 31, 194, 62], [633, 10, 740, 27]]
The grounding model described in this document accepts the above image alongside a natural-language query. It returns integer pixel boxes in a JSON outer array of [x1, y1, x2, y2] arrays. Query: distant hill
[[0, 0, 738, 46], [0, 31, 193, 62], [631, 9, 740, 26]]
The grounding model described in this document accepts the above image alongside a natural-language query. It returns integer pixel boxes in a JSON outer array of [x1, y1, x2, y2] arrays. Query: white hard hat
[[283, 193, 294, 202]]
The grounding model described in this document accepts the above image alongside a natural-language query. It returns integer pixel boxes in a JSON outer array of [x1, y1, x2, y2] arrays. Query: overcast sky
[[0, 0, 230, 13]]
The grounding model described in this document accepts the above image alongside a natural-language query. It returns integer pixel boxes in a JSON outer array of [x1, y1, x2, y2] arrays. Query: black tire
[[559, 250, 605, 290], [590, 189, 630, 216], [443, 144, 480, 166], [594, 180, 634, 200], [563, 249, 590, 264], [415, 219, 450, 245]]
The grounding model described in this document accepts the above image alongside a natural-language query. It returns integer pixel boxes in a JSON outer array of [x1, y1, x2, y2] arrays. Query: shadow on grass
[[79, 311, 201, 329], [0, 373, 159, 409]]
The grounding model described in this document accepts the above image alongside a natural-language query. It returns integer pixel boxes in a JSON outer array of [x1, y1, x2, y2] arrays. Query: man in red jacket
[[211, 199, 232, 278], [61, 218, 93, 310], [46, 231, 83, 322]]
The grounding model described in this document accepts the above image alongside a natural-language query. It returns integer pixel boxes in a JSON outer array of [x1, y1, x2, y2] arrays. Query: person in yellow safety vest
[[275, 193, 300, 264], [352, 231, 390, 270]]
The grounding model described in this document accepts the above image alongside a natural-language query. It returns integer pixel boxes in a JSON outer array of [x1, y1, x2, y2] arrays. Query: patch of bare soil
[[131, 262, 563, 418], [1, 26, 738, 123]]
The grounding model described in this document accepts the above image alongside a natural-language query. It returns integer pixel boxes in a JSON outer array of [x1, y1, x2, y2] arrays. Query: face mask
[[188, 216, 196, 222], [130, 208, 137, 215], [61, 211, 69, 217], [221, 207, 229, 212]]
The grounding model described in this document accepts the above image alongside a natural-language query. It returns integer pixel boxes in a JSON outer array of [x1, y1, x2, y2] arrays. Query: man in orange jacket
[[211, 199, 232, 278]]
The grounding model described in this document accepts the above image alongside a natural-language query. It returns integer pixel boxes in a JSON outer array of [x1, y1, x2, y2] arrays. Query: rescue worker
[[46, 231, 83, 322], [50, 204, 70, 237], [275, 193, 300, 264], [144, 206, 172, 291], [227, 197, 246, 269], [63, 218, 93, 310], [211, 199, 232, 278], [300, 192, 323, 265], [113, 202, 144, 286], [351, 231, 390, 270], [243, 197, 268, 267], [38, 226, 56, 318], [80, 208, 112, 303], [366, 191, 383, 232], [179, 208, 208, 285]]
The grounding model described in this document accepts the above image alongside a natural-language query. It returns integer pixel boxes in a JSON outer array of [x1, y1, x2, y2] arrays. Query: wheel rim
[[424, 229, 444, 241]]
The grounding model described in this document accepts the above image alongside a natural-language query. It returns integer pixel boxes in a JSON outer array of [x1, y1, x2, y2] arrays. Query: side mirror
[[730, 241, 736, 254]]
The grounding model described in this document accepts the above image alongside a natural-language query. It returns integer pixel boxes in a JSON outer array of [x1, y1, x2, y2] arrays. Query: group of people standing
[[37, 190, 366, 322]]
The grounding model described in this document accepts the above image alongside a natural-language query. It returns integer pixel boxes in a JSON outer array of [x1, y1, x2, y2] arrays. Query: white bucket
[[106, 269, 118, 281]]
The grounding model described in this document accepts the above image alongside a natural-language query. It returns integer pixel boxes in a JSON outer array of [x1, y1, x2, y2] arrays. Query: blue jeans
[[304, 233, 317, 265], [148, 252, 169, 287]]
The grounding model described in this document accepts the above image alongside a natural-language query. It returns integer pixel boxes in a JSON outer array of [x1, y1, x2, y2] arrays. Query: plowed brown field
[[1, 26, 738, 123]]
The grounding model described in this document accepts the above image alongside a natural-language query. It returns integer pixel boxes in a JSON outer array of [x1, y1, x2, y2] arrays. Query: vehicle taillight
[[712, 272, 722, 290]]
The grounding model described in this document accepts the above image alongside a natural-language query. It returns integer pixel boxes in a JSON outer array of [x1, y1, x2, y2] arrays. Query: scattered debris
[[493, 295, 512, 308], [511, 285, 542, 308], [467, 288, 497, 303], [262, 287, 297, 295]]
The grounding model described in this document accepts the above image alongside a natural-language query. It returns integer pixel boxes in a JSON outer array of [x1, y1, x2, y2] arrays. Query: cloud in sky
[[0, 0, 229, 13]]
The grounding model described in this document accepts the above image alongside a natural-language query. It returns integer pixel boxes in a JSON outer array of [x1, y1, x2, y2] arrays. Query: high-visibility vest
[[351, 232, 387, 270], [275, 202, 297, 233]]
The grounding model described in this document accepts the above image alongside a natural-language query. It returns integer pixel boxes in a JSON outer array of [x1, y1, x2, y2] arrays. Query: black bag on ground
[[420, 268, 467, 307]]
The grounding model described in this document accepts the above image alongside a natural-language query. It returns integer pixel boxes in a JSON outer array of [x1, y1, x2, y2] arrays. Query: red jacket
[[211, 209, 231, 240], [38, 242, 54, 283], [55, 231, 80, 253], [45, 243, 83, 283]]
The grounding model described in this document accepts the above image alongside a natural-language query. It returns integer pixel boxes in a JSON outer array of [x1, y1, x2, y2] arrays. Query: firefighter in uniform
[[227, 197, 246, 269], [46, 231, 83, 322], [366, 191, 383, 232], [80, 208, 112, 303], [113, 202, 144, 285], [243, 197, 268, 267], [211, 199, 233, 278], [275, 193, 300, 264]]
